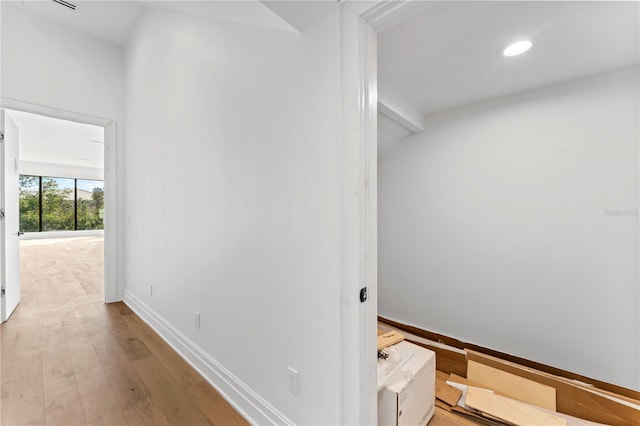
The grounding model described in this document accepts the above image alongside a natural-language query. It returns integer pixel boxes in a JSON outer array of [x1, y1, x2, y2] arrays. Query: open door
[[1, 109, 21, 322]]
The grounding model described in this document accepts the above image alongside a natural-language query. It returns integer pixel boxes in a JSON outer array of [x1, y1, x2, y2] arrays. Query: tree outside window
[[42, 177, 74, 231], [77, 180, 105, 230], [18, 175, 39, 232]]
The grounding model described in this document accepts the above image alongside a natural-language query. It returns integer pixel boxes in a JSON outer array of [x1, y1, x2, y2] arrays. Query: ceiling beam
[[378, 84, 424, 133]]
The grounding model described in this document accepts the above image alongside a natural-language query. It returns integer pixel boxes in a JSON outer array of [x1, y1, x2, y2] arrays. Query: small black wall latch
[[359, 287, 368, 303]]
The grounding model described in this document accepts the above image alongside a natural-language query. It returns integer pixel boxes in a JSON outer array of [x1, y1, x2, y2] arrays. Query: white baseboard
[[123, 290, 293, 425]]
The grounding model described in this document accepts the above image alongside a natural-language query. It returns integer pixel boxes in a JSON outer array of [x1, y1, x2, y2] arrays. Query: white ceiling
[[4, 0, 144, 46], [141, 1, 297, 33], [10, 1, 637, 159], [8, 110, 104, 169], [378, 1, 640, 119], [3, 0, 335, 47]]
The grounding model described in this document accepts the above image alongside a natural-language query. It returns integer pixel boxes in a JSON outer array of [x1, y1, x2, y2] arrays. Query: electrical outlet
[[149, 285, 153, 296], [288, 367, 299, 395], [194, 312, 200, 329]]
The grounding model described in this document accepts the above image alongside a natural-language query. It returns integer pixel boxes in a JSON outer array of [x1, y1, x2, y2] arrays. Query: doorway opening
[[373, 0, 640, 404], [1, 107, 114, 322], [341, 0, 639, 421]]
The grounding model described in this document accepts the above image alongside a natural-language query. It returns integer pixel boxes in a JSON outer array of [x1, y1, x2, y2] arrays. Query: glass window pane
[[42, 177, 75, 231], [77, 179, 104, 230], [19, 175, 40, 232]]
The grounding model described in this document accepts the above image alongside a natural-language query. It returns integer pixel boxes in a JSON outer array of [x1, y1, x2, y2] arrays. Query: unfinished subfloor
[[1, 236, 247, 425]]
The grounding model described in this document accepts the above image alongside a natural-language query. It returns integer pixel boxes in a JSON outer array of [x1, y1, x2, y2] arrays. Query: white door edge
[[338, 1, 429, 424]]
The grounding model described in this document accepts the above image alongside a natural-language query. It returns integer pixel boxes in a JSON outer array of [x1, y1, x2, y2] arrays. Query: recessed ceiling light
[[502, 40, 533, 57]]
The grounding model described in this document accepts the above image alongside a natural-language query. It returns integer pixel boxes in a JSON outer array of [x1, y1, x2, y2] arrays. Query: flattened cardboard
[[466, 350, 640, 426], [465, 387, 567, 426], [467, 360, 556, 410]]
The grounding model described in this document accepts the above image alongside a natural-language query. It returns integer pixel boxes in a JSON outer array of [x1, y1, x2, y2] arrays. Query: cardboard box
[[378, 341, 436, 425]]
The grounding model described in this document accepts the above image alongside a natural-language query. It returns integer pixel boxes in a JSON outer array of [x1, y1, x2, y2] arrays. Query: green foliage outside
[[78, 188, 104, 230], [19, 175, 40, 232], [19, 175, 104, 232], [42, 177, 74, 231]]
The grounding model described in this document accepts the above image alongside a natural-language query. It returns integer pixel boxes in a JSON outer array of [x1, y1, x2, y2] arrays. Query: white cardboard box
[[378, 341, 436, 426]]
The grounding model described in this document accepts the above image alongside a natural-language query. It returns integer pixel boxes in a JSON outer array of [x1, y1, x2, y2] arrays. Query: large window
[[19, 175, 104, 232], [43, 177, 74, 231]]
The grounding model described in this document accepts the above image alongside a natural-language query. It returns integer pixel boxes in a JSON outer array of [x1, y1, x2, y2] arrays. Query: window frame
[[19, 174, 105, 232]]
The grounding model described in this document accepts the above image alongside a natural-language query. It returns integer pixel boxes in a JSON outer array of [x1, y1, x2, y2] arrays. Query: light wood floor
[[1, 237, 248, 426]]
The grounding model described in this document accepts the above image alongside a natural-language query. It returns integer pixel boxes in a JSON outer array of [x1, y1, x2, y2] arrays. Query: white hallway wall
[[379, 66, 640, 390], [0, 5, 123, 118], [124, 8, 343, 424], [0, 3, 125, 296]]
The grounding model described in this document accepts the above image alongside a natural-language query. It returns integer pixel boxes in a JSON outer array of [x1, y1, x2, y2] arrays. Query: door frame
[[0, 98, 119, 304], [339, 1, 432, 423]]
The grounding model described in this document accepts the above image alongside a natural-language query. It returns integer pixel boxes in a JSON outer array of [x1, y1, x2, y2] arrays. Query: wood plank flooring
[[1, 237, 248, 426]]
